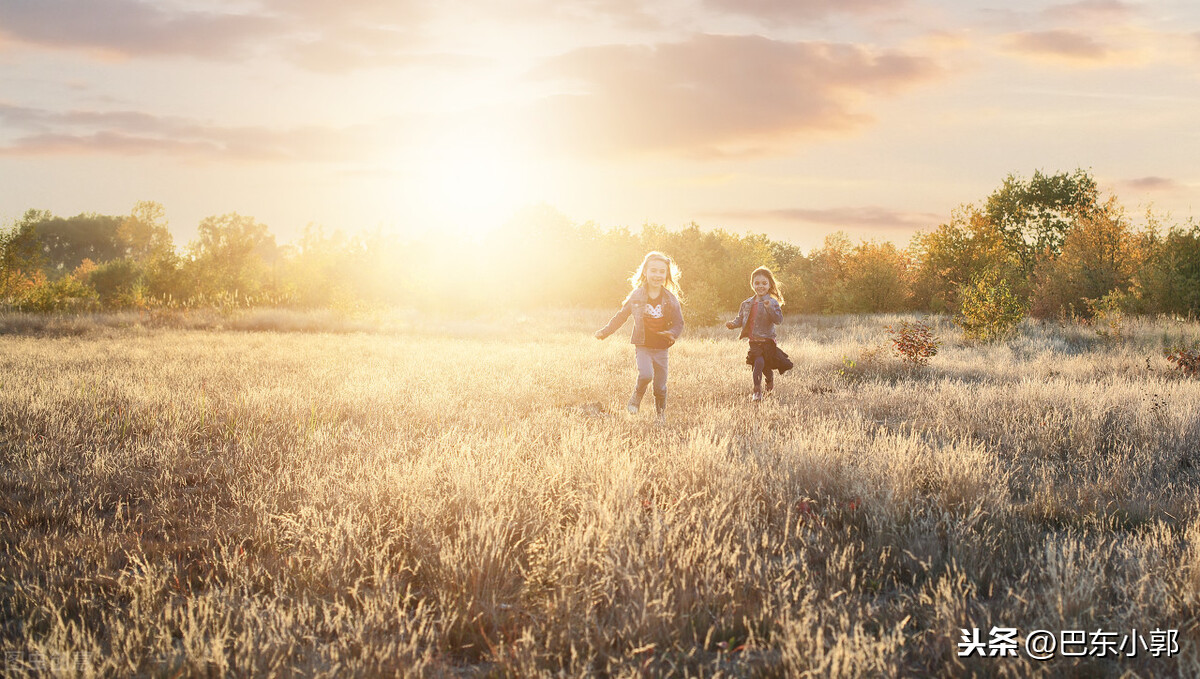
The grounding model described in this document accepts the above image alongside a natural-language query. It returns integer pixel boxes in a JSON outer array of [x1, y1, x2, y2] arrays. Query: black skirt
[[746, 339, 793, 374]]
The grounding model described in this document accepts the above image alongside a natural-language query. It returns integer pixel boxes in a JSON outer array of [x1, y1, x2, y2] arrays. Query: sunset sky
[[1, 0, 1198, 250]]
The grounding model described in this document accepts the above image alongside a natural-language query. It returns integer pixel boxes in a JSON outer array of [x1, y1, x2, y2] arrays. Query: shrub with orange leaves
[[1165, 345, 1200, 377], [886, 318, 942, 367]]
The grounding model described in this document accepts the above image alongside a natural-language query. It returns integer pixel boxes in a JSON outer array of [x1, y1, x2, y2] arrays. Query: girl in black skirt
[[726, 267, 793, 401]]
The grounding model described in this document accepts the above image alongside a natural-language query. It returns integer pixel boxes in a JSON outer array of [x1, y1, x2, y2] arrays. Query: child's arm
[[767, 297, 783, 324], [595, 299, 633, 339], [651, 298, 685, 347], [726, 305, 744, 330], [667, 299, 685, 341]]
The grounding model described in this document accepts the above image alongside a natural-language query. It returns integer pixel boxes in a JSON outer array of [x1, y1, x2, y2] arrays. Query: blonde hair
[[625, 251, 682, 302], [751, 266, 784, 305]]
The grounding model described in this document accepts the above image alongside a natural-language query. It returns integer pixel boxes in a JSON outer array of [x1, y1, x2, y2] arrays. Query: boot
[[629, 377, 652, 414]]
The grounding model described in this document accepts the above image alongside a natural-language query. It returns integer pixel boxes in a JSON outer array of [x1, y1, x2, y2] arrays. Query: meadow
[[1, 309, 1198, 677]]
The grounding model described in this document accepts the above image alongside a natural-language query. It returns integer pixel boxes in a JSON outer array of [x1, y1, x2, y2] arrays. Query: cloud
[[1121, 176, 1182, 192], [259, 0, 425, 25], [0, 0, 278, 59], [710, 205, 941, 231], [701, 0, 903, 23], [0, 102, 399, 162], [0, 0, 432, 71], [525, 34, 941, 158], [1001, 30, 1114, 63], [2, 132, 227, 157], [1043, 0, 1136, 24], [265, 0, 434, 72], [282, 29, 424, 73], [0, 103, 185, 136], [467, 0, 668, 31]]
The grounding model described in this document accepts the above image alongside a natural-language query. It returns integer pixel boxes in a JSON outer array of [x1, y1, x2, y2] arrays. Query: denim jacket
[[730, 295, 782, 340], [597, 287, 684, 346]]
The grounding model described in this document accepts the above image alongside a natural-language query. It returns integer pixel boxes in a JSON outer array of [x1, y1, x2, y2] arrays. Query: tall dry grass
[[1, 310, 1198, 677]]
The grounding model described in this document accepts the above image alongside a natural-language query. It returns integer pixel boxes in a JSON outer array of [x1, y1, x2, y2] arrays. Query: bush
[[955, 272, 1026, 343], [1165, 345, 1200, 377], [886, 318, 941, 366], [19, 271, 98, 312], [1088, 291, 1129, 343], [86, 258, 146, 308]]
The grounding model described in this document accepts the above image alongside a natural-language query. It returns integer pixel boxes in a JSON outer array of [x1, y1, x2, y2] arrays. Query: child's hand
[[725, 320, 737, 329], [594, 330, 604, 339], [656, 330, 675, 347]]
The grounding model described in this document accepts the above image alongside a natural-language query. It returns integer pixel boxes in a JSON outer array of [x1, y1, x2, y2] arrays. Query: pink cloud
[[468, 0, 667, 31], [0, 104, 188, 135], [702, 0, 903, 23], [1122, 176, 1182, 192], [525, 34, 941, 158], [260, 0, 425, 25], [1043, 1, 1136, 24], [1002, 30, 1113, 63], [2, 132, 226, 157], [0, 103, 399, 162], [710, 206, 941, 231], [0, 0, 431, 71], [0, 0, 277, 59]]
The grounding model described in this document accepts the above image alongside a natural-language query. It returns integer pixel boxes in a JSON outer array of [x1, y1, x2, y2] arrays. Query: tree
[[660, 225, 777, 313], [985, 168, 1100, 273], [24, 211, 125, 275], [956, 271, 1026, 342], [1030, 198, 1140, 318], [0, 213, 46, 304], [1, 211, 46, 273], [795, 232, 852, 314], [87, 258, 145, 308], [278, 224, 378, 309], [187, 213, 280, 298], [572, 222, 642, 308], [909, 205, 1019, 312], [768, 239, 804, 274], [117, 201, 174, 262], [1128, 218, 1200, 316], [828, 240, 910, 313], [656, 225, 777, 324]]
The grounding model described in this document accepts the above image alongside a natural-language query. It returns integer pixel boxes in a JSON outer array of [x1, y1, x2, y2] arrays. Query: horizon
[[2, 0, 1198, 252]]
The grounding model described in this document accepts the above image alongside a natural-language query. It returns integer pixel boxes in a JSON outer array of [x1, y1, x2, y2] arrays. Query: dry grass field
[[1, 309, 1199, 677]]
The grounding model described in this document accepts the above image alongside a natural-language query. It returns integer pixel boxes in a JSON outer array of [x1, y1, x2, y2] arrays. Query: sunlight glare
[[409, 128, 533, 236]]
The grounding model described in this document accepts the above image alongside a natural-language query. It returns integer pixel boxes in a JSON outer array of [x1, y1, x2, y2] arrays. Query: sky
[[1, 0, 1198, 251]]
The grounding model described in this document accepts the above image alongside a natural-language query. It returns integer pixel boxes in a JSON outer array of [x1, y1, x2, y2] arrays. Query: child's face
[[645, 260, 668, 288], [753, 274, 771, 296]]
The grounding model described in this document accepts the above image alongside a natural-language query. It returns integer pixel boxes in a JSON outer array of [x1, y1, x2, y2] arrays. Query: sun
[[406, 127, 534, 236]]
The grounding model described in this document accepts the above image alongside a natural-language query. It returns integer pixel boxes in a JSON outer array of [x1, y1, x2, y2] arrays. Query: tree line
[[2, 169, 1198, 324]]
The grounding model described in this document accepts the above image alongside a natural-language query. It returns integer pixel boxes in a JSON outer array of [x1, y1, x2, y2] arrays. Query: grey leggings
[[632, 346, 669, 413], [753, 357, 774, 391]]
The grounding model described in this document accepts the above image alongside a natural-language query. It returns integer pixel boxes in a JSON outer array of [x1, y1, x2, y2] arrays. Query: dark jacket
[[597, 287, 684, 346], [729, 295, 783, 340]]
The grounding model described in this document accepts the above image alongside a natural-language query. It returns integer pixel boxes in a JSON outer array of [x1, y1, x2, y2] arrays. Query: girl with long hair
[[594, 251, 685, 423], [726, 266, 792, 401]]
